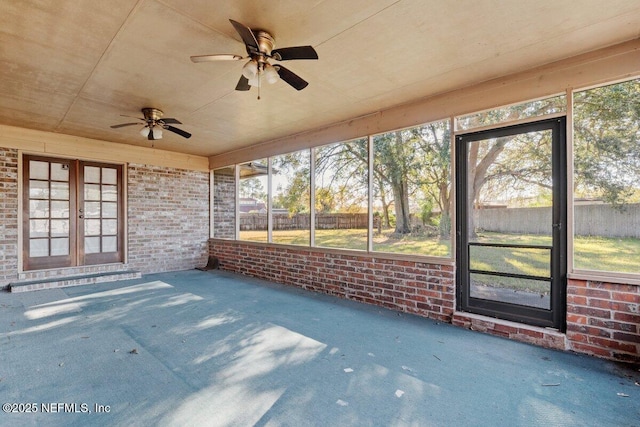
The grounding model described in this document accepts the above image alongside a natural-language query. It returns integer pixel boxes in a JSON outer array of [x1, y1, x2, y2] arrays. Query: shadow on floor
[[0, 270, 638, 426]]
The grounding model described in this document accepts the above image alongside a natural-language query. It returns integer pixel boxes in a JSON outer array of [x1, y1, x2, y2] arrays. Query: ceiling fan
[[110, 108, 191, 140], [191, 19, 318, 95]]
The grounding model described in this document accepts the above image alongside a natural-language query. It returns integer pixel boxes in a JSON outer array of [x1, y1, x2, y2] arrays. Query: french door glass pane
[[84, 166, 101, 183], [51, 201, 69, 218], [29, 180, 49, 198], [50, 220, 69, 237], [84, 184, 101, 200], [102, 219, 117, 235], [102, 185, 117, 201], [51, 182, 69, 199], [51, 238, 69, 256], [29, 239, 48, 257], [85, 237, 100, 254], [30, 200, 49, 218], [29, 161, 49, 180], [102, 236, 117, 252], [30, 220, 49, 237], [102, 202, 117, 218], [85, 219, 101, 236], [102, 168, 117, 185], [50, 163, 69, 181], [85, 202, 101, 218]]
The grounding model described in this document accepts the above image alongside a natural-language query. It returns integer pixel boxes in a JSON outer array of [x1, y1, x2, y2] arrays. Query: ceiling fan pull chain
[[257, 70, 262, 100]]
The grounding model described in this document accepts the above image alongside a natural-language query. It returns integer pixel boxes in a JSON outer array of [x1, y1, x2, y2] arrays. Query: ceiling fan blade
[[148, 130, 154, 141], [229, 19, 260, 54], [162, 118, 182, 124], [110, 122, 141, 128], [271, 46, 318, 61], [235, 75, 251, 91], [275, 65, 309, 91], [190, 54, 243, 63], [166, 125, 192, 139]]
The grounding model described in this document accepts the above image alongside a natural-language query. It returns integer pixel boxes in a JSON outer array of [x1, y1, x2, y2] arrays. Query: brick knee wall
[[567, 278, 639, 363], [209, 239, 640, 363], [209, 240, 455, 322]]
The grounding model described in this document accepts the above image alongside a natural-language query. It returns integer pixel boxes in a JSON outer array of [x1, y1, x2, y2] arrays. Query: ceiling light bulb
[[152, 127, 163, 139], [248, 76, 260, 87], [264, 64, 279, 84], [140, 127, 150, 138], [242, 60, 258, 80]]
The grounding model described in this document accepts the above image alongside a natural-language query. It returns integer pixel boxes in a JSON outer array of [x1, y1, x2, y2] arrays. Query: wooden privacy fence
[[240, 213, 371, 231], [477, 203, 640, 238]]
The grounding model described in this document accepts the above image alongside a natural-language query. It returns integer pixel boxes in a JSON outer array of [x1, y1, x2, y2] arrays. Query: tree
[[239, 177, 267, 203], [573, 79, 640, 207], [373, 131, 414, 234], [462, 81, 640, 238], [414, 122, 452, 237], [315, 139, 368, 213]]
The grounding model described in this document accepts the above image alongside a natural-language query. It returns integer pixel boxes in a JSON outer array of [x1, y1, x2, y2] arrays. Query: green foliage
[[239, 178, 267, 203], [272, 151, 310, 214], [573, 79, 640, 207], [419, 199, 434, 225]]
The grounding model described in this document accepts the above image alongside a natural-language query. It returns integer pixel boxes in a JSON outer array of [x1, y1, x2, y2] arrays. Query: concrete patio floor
[[1, 270, 638, 426]]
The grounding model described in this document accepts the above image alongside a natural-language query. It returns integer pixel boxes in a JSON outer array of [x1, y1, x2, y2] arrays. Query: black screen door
[[456, 118, 566, 329]]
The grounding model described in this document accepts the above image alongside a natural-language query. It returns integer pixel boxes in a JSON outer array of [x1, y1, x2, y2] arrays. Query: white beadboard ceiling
[[1, 0, 639, 157]]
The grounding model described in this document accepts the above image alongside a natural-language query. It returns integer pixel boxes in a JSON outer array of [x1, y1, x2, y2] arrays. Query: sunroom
[[1, 0, 639, 406]]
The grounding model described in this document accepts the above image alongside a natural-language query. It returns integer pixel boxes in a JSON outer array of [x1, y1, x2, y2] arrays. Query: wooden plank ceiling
[[1, 0, 639, 157]]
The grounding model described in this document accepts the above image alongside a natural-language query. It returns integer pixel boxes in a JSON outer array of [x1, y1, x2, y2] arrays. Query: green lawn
[[239, 229, 640, 282], [242, 228, 451, 254]]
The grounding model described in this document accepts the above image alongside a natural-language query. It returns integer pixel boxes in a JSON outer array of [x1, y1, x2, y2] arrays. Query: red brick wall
[[567, 278, 640, 363], [210, 239, 640, 363], [209, 239, 455, 322]]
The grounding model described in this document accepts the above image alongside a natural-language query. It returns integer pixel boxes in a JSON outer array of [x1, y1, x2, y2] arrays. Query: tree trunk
[[466, 136, 509, 239], [378, 182, 391, 228], [392, 178, 411, 234]]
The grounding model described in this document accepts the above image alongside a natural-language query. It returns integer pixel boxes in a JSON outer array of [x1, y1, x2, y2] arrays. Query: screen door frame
[[455, 117, 567, 330]]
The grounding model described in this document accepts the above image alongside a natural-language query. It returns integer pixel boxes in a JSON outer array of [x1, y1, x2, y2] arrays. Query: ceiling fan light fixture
[[264, 64, 279, 84], [248, 75, 260, 87], [152, 127, 163, 139], [140, 126, 150, 138], [242, 60, 258, 80]]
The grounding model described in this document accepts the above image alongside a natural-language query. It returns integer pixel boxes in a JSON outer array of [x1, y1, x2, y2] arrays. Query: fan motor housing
[[142, 108, 163, 122], [255, 31, 275, 59]]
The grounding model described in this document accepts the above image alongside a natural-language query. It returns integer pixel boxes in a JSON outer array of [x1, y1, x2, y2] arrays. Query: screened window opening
[[314, 139, 368, 250], [271, 150, 311, 246], [572, 78, 640, 275], [238, 160, 269, 242], [372, 120, 451, 257], [456, 95, 566, 131]]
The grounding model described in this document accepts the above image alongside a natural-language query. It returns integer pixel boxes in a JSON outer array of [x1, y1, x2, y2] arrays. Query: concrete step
[[8, 270, 142, 293]]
